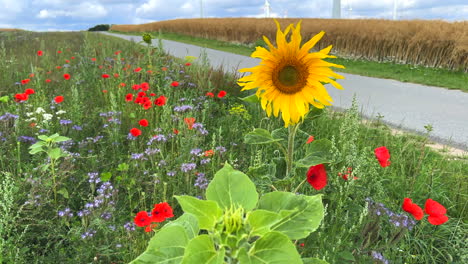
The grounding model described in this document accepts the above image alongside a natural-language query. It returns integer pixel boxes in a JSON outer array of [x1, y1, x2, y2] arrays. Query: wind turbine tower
[[264, 0, 272, 18], [393, 0, 398, 20], [332, 0, 341, 19]]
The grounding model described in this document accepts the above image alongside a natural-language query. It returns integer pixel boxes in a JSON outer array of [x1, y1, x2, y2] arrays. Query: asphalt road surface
[[100, 32, 468, 150]]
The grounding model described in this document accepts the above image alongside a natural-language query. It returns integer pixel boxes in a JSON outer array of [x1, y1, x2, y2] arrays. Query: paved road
[[100, 32, 468, 150]]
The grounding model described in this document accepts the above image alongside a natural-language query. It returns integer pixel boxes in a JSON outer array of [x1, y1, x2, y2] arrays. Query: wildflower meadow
[[0, 21, 467, 264]]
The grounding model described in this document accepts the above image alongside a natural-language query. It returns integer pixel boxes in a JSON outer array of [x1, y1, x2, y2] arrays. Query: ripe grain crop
[[111, 18, 468, 72]]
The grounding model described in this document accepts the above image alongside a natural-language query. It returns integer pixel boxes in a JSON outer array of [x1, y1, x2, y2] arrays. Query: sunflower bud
[[223, 205, 244, 234], [142, 33, 153, 45]]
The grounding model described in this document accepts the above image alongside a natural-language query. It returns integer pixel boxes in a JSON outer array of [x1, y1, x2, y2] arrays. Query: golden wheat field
[[0, 28, 24, 31], [111, 18, 468, 71]]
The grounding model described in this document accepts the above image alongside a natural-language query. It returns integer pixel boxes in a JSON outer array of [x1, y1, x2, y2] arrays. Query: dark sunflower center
[[278, 65, 300, 86]]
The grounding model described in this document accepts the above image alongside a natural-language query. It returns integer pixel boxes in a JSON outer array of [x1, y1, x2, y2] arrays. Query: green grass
[[0, 30, 466, 263], [109, 30, 468, 92]]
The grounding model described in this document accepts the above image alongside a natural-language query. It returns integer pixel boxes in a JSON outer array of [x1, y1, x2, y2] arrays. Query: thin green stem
[[285, 123, 300, 178]]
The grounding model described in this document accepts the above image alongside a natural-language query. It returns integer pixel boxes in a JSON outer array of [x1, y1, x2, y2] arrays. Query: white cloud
[[36, 2, 108, 19], [0, 0, 27, 20]]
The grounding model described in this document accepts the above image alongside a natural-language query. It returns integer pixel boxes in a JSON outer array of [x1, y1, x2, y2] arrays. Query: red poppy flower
[[185, 62, 191, 66], [151, 202, 174, 223], [114, 50, 121, 55], [114, 73, 119, 78], [425, 199, 447, 215], [306, 164, 327, 190], [150, 93, 156, 97], [141, 82, 150, 91], [132, 84, 141, 90], [171, 81, 179, 87], [45, 79, 51, 83], [65, 59, 70, 63], [143, 101, 152, 110], [99, 65, 103, 69], [374, 146, 390, 167], [71, 56, 75, 59], [102, 74, 110, 78], [24, 88, 35, 95], [54, 96, 64, 104], [102, 90, 108, 93], [147, 70, 153, 74], [402, 198, 424, 220], [173, 128, 179, 134], [120, 82, 126, 87], [125, 93, 133, 102], [21, 79, 30, 85], [29, 73, 35, 77], [306, 135, 314, 144], [154, 96, 167, 106], [424, 199, 448, 225], [217, 90, 227, 98], [206, 92, 214, 97], [14, 93, 28, 102], [134, 67, 142, 72], [29, 122, 36, 128], [63, 74, 70, 80], [134, 211, 151, 227], [37, 50, 43, 56], [139, 119, 149, 127], [57, 50, 62, 54], [91, 58, 96, 61], [184, 117, 196, 130], [56, 66, 62, 69], [161, 67, 167, 71], [130, 128, 141, 137]]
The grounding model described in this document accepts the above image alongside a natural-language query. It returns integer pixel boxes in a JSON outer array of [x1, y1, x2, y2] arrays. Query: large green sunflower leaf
[[257, 192, 324, 240], [206, 162, 258, 211]]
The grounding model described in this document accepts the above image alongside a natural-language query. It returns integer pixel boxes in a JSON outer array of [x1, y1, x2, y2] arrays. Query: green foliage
[[87, 24, 110, 31], [133, 163, 326, 263]]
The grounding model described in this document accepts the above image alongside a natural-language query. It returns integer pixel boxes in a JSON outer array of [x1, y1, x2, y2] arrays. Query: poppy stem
[[293, 178, 308, 193]]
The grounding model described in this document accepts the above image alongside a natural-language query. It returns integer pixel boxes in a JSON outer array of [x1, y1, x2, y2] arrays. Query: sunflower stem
[[286, 123, 300, 179]]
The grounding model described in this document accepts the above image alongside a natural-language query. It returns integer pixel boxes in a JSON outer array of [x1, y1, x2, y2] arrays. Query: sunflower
[[238, 20, 344, 127]]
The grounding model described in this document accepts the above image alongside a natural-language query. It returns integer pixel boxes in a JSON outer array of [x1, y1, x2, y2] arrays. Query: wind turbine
[[393, 0, 398, 20], [332, 0, 341, 19], [264, 0, 272, 18]]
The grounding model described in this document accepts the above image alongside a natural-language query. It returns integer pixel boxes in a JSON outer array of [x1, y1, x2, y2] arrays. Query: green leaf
[[131, 225, 190, 264], [296, 139, 332, 167], [38, 135, 49, 141], [57, 188, 69, 199], [205, 162, 258, 211], [174, 196, 222, 230], [302, 257, 329, 264], [53, 136, 71, 143], [246, 209, 281, 237], [48, 148, 62, 160], [181, 235, 225, 264], [165, 213, 199, 240], [257, 192, 324, 240], [100, 172, 112, 182], [0, 95, 9, 102], [238, 232, 302, 264], [295, 156, 330, 168], [117, 162, 129, 171], [338, 251, 355, 261], [305, 139, 332, 157], [244, 128, 283, 145], [240, 93, 259, 104], [29, 145, 44, 155]]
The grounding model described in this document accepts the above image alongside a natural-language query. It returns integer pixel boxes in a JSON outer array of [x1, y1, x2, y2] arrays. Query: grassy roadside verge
[[109, 30, 468, 92]]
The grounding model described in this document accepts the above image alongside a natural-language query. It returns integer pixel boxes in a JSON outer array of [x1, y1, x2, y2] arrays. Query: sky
[[1, 0, 466, 31]]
